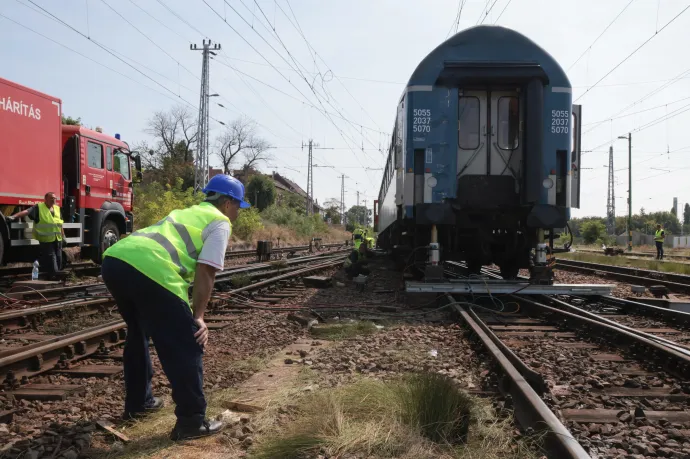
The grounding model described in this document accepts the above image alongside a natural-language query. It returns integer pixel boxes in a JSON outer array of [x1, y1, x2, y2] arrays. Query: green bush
[[246, 175, 276, 210], [261, 205, 328, 236], [133, 179, 203, 229], [233, 207, 264, 240], [580, 220, 607, 244]]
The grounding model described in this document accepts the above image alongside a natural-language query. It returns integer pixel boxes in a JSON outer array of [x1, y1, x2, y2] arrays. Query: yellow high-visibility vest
[[35, 203, 63, 243], [104, 202, 230, 306], [655, 229, 665, 242]]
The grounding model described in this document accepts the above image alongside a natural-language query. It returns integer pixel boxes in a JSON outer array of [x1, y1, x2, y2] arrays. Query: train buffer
[[405, 279, 614, 296]]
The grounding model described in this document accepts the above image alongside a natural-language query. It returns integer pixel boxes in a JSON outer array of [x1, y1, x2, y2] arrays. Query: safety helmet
[[202, 174, 250, 208]]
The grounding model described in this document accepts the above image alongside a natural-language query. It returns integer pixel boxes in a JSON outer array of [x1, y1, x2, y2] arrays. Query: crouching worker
[[101, 174, 249, 441], [344, 243, 371, 279]]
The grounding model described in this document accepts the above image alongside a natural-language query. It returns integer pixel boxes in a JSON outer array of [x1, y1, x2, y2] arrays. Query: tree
[[216, 117, 263, 174], [246, 175, 276, 211], [323, 205, 341, 225], [62, 115, 81, 126], [580, 220, 606, 244], [278, 192, 306, 215], [137, 105, 198, 188], [345, 205, 371, 231], [684, 203, 690, 225], [215, 116, 272, 178]]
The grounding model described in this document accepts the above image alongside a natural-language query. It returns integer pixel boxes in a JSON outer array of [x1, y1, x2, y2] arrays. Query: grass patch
[[230, 273, 252, 287], [230, 356, 267, 373], [251, 374, 541, 459], [270, 259, 288, 270], [559, 251, 690, 275], [310, 321, 379, 340]]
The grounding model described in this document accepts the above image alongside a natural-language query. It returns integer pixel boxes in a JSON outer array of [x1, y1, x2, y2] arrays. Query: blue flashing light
[[115, 133, 121, 140]]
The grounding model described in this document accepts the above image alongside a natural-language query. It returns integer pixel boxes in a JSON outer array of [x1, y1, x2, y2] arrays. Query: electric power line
[[574, 4, 690, 103], [567, 0, 636, 71]]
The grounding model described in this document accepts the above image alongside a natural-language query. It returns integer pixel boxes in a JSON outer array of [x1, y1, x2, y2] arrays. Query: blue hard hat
[[202, 174, 250, 208]]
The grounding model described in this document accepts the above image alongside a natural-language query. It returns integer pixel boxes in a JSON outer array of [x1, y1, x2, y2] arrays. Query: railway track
[[0, 253, 346, 387], [576, 248, 690, 262], [556, 258, 690, 294], [441, 262, 690, 458]]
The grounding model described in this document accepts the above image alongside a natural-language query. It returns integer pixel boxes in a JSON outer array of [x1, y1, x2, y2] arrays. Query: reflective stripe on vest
[[104, 202, 231, 305], [35, 203, 63, 243]]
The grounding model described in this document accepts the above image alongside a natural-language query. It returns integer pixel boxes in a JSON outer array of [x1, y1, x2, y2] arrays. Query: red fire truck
[[0, 77, 142, 265]]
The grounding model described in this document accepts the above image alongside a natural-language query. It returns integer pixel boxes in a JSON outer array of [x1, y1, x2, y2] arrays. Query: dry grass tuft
[[309, 321, 379, 340], [230, 273, 252, 288], [250, 375, 542, 459]]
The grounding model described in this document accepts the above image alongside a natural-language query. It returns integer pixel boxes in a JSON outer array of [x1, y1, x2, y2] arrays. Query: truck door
[[113, 149, 132, 211], [105, 145, 114, 201], [83, 139, 108, 208]]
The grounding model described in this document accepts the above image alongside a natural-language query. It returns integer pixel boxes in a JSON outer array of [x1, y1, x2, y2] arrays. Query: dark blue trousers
[[101, 257, 205, 428]]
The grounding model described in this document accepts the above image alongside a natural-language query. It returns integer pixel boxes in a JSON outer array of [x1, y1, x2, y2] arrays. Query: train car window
[[458, 97, 480, 149], [87, 141, 103, 169], [498, 97, 519, 150]]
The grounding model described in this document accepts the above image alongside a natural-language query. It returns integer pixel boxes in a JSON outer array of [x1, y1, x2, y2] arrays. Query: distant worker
[[352, 228, 365, 250], [655, 224, 665, 260], [344, 242, 371, 279], [100, 174, 249, 441], [7, 192, 64, 279]]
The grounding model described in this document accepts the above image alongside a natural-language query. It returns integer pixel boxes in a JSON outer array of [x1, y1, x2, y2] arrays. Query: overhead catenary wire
[[566, 0, 636, 71], [574, 4, 690, 103], [202, 0, 379, 187]]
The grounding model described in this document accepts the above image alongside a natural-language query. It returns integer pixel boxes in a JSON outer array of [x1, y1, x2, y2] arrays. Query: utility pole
[[303, 139, 317, 216], [618, 133, 632, 251], [606, 146, 616, 235], [191, 39, 221, 192], [356, 191, 360, 207], [340, 175, 345, 226], [362, 199, 368, 226]]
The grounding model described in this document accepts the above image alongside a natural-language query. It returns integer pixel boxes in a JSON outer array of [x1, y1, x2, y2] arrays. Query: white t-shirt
[[197, 220, 231, 270]]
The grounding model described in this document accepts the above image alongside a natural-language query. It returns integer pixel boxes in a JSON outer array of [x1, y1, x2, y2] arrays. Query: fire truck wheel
[[99, 220, 120, 262]]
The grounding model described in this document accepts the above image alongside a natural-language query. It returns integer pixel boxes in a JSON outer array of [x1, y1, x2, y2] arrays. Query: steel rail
[[447, 295, 591, 459], [575, 248, 690, 261], [556, 259, 690, 293], [1, 255, 345, 385], [514, 295, 690, 379], [599, 295, 690, 328]]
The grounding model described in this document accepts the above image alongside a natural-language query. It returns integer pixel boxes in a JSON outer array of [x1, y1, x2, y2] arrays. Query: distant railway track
[[575, 248, 690, 261], [555, 258, 690, 294]]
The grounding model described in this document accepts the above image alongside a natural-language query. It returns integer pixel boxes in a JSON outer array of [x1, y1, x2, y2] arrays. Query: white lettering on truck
[[0, 96, 42, 120]]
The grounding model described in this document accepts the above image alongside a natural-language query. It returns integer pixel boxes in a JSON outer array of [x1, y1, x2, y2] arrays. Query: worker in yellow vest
[[654, 224, 665, 260], [8, 192, 64, 279], [101, 174, 249, 441]]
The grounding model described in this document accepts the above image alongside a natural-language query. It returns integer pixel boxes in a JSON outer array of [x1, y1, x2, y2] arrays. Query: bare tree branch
[[215, 116, 272, 175]]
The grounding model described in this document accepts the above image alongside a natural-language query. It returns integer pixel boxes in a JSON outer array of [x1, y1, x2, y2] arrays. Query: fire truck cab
[[0, 77, 142, 265]]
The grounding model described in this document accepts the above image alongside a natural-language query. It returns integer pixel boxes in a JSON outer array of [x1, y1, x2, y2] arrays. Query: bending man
[[101, 174, 249, 440]]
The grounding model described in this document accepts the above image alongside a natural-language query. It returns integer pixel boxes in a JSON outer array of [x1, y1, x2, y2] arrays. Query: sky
[[2, 0, 689, 218]]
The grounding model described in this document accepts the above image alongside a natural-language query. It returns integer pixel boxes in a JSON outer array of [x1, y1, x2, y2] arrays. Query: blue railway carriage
[[376, 25, 582, 280]]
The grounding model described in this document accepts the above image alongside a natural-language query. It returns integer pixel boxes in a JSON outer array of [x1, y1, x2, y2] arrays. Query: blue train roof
[[407, 25, 570, 89]]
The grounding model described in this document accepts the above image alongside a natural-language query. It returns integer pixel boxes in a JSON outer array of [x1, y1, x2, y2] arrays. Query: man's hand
[[194, 317, 209, 346], [5, 216, 16, 222]]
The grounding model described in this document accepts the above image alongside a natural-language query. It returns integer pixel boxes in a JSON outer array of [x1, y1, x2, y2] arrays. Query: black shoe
[[122, 397, 164, 420], [170, 419, 224, 441]]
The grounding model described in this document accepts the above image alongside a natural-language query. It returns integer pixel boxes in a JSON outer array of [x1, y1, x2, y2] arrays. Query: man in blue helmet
[[101, 174, 250, 441]]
